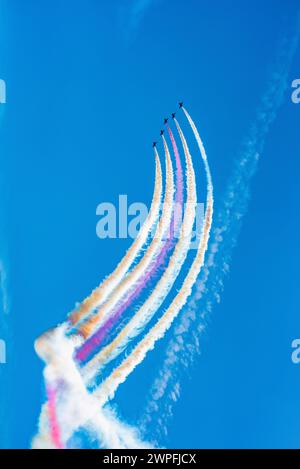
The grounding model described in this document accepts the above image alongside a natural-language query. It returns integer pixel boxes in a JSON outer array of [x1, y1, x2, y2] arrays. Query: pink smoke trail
[[46, 384, 64, 449]]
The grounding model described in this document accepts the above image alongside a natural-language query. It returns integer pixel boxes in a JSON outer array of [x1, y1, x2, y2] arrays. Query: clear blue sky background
[[0, 0, 299, 449]]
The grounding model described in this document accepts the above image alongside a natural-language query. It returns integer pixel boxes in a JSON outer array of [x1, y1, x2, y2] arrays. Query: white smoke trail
[[78, 138, 175, 339], [141, 20, 300, 440], [69, 149, 163, 327], [32, 325, 151, 449], [92, 118, 213, 406], [82, 123, 197, 382]]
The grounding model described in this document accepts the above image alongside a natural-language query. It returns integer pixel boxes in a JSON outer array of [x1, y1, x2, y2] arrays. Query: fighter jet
[[152, 141, 157, 148], [164, 118, 168, 124], [179, 102, 183, 108], [160, 129, 164, 136], [171, 113, 176, 119]]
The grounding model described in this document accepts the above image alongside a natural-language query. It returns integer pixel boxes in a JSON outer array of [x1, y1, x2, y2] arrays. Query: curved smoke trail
[[68, 149, 163, 327], [76, 139, 175, 341], [76, 135, 184, 363], [141, 21, 300, 440], [33, 107, 213, 449], [92, 118, 213, 406], [75, 133, 184, 362], [81, 124, 197, 381]]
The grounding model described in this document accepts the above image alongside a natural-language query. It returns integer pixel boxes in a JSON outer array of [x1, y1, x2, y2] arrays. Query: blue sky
[[0, 0, 299, 449]]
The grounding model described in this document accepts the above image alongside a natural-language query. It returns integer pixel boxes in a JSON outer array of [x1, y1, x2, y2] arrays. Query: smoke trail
[[32, 326, 151, 449], [81, 124, 196, 381], [76, 138, 175, 342], [46, 385, 63, 449], [68, 149, 163, 326], [76, 135, 183, 362], [34, 391, 151, 449], [33, 110, 210, 447], [32, 135, 177, 449], [92, 117, 213, 406], [142, 21, 300, 439]]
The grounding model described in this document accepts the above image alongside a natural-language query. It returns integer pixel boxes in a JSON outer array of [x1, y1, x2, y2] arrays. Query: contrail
[[68, 149, 163, 326], [141, 19, 300, 439], [81, 123, 196, 381], [75, 138, 175, 341], [92, 117, 213, 406]]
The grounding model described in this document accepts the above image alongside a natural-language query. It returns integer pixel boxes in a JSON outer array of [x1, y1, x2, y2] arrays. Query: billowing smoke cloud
[[33, 325, 151, 449]]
